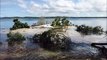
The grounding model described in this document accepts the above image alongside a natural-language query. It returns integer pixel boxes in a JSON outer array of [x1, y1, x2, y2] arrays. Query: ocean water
[[0, 18, 53, 29], [0, 17, 107, 31], [0, 17, 106, 41], [0, 17, 107, 42], [0, 17, 107, 58]]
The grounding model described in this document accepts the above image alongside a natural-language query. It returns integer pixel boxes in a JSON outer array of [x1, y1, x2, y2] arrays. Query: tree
[[32, 29, 71, 51], [7, 32, 25, 46], [51, 17, 71, 29], [10, 18, 30, 30], [93, 26, 103, 35], [51, 17, 61, 27], [76, 25, 103, 35]]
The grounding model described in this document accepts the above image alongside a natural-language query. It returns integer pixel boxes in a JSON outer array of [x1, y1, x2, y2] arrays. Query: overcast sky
[[0, 0, 107, 17]]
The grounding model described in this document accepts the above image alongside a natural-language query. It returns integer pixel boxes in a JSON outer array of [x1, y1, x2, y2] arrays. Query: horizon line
[[0, 16, 107, 18]]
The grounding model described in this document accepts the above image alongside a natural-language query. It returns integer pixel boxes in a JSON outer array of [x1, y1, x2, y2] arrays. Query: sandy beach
[[0, 25, 107, 60], [8, 25, 107, 44], [0, 0, 107, 59], [0, 25, 106, 44]]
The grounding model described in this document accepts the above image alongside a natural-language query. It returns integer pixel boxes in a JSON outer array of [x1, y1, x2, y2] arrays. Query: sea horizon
[[0, 0, 107, 59]]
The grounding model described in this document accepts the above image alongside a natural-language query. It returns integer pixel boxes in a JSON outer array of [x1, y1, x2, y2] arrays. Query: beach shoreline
[[0, 25, 107, 60]]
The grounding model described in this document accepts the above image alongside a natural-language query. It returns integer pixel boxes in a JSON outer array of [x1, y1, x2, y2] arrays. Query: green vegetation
[[32, 17, 72, 51], [76, 25, 103, 35], [32, 34, 41, 43], [7, 32, 25, 46], [10, 18, 29, 30], [93, 26, 103, 34], [33, 29, 71, 51], [51, 17, 71, 28]]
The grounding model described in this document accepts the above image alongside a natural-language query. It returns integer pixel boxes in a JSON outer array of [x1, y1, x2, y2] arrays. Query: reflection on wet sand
[[0, 40, 107, 60]]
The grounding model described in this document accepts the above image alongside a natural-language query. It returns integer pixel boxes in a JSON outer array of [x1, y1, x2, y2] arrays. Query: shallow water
[[0, 17, 106, 41], [0, 17, 107, 59], [0, 17, 107, 30]]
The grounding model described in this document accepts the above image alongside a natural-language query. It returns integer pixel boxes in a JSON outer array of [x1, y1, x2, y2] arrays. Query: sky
[[0, 0, 107, 17]]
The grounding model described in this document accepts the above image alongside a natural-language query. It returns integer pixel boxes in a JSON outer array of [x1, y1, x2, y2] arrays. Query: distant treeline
[[0, 16, 107, 19]]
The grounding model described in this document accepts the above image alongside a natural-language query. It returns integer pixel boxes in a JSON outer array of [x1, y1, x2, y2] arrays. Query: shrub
[[76, 25, 93, 35], [7, 32, 25, 46], [51, 17, 71, 28], [51, 17, 61, 27], [93, 26, 103, 35], [106, 31, 107, 34], [76, 25, 103, 35], [32, 34, 41, 43], [33, 29, 71, 51], [10, 18, 30, 30]]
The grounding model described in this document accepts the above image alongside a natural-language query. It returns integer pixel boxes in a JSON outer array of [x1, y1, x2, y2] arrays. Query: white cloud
[[17, 0, 27, 8], [17, 0, 107, 17]]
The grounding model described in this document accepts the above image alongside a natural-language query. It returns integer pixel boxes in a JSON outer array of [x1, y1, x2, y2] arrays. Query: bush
[[93, 26, 103, 35], [106, 31, 107, 34], [33, 29, 71, 51], [76, 25, 103, 35], [32, 34, 41, 43], [51, 17, 71, 28], [76, 25, 93, 35], [10, 18, 29, 30], [7, 32, 25, 46]]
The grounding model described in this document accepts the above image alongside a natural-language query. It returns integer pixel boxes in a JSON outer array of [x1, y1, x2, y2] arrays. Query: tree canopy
[[10, 18, 30, 30], [7, 32, 25, 46], [51, 17, 71, 28], [76, 25, 103, 35], [32, 29, 71, 51]]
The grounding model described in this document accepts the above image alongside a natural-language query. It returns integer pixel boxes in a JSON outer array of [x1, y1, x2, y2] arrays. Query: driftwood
[[91, 43, 107, 45], [91, 43, 107, 58]]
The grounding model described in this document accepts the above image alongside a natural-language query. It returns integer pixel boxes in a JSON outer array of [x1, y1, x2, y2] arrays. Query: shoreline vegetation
[[0, 17, 107, 60], [0, 17, 107, 19], [10, 19, 30, 30], [1, 16, 107, 18]]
